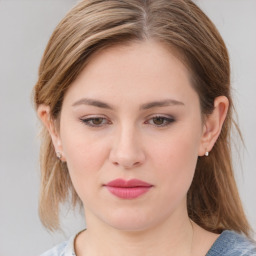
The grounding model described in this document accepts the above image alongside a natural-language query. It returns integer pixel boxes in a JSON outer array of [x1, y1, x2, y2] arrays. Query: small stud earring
[[205, 151, 209, 156], [56, 152, 62, 160]]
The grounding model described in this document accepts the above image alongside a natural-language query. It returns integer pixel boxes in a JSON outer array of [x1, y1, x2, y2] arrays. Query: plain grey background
[[0, 1, 255, 255]]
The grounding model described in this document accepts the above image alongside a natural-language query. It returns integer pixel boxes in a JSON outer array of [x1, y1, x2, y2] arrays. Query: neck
[[75, 210, 194, 256]]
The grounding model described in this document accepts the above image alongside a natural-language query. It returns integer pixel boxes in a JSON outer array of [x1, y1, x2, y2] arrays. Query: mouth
[[104, 179, 153, 199]]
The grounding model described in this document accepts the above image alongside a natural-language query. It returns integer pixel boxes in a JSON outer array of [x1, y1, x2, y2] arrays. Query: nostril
[[133, 161, 140, 166], [111, 160, 141, 169], [109, 145, 146, 169], [124, 161, 142, 169]]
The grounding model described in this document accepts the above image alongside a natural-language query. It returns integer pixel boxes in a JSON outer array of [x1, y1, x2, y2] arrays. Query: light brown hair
[[34, 0, 251, 235]]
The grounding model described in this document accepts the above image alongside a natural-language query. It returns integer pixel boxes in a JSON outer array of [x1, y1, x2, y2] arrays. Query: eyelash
[[80, 117, 111, 127], [145, 116, 175, 127], [80, 115, 175, 128]]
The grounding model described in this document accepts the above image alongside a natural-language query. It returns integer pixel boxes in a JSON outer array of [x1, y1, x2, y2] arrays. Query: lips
[[104, 179, 153, 199]]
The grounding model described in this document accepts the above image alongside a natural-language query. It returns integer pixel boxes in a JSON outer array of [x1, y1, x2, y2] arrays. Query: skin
[[38, 40, 229, 256]]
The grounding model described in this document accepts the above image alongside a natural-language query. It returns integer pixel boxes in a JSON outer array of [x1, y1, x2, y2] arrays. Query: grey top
[[40, 230, 256, 256]]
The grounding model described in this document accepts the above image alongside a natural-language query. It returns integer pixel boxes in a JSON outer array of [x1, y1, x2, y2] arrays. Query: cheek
[[64, 139, 107, 172], [60, 125, 110, 195], [151, 127, 200, 167], [148, 126, 201, 192]]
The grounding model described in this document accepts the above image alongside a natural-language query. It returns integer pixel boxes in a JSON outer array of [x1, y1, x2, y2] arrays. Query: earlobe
[[37, 105, 65, 161], [198, 96, 229, 156]]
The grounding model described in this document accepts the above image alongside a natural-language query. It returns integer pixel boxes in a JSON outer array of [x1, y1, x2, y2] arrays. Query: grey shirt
[[40, 230, 256, 256]]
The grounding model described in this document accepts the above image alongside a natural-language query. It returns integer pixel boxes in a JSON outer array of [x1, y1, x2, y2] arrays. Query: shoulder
[[40, 235, 76, 256], [207, 230, 256, 256]]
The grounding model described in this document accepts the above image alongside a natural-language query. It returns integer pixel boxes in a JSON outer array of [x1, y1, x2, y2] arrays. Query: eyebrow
[[139, 99, 184, 110], [72, 98, 184, 110], [72, 98, 113, 109]]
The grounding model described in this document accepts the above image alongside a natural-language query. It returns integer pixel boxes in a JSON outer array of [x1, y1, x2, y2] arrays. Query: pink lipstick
[[105, 179, 153, 199]]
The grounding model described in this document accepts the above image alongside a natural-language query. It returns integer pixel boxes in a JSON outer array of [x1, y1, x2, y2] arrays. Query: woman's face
[[58, 40, 206, 231]]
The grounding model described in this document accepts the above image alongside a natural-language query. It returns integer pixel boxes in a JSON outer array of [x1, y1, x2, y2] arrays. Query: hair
[[33, 0, 251, 235]]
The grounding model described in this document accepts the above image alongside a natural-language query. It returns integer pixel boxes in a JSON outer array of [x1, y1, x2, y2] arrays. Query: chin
[[100, 208, 161, 232]]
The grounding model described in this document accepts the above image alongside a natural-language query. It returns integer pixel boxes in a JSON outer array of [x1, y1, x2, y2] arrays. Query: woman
[[34, 0, 256, 255]]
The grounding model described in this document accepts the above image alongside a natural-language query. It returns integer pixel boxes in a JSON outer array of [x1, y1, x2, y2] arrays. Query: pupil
[[93, 118, 103, 125], [153, 117, 164, 125]]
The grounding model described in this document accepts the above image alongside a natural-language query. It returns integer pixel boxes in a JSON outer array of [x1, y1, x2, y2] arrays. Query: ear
[[198, 96, 229, 156], [37, 105, 66, 161]]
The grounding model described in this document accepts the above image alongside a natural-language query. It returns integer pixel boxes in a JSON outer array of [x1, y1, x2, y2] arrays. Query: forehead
[[63, 40, 198, 106]]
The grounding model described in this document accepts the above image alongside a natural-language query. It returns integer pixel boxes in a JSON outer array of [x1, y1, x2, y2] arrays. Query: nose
[[109, 126, 146, 169]]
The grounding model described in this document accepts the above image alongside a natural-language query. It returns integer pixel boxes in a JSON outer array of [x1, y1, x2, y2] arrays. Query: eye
[[80, 117, 111, 127], [146, 116, 175, 127]]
